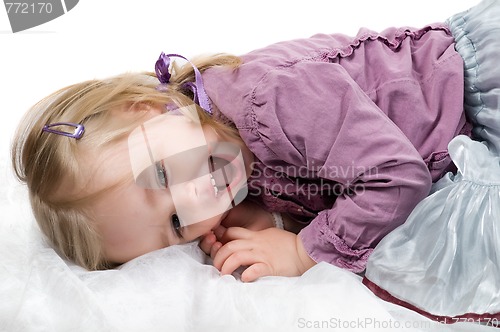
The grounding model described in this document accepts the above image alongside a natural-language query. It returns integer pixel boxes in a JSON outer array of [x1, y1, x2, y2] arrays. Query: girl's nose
[[170, 180, 198, 204], [169, 175, 226, 227]]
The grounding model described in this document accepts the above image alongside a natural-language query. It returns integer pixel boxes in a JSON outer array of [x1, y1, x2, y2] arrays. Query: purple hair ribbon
[[155, 53, 212, 115]]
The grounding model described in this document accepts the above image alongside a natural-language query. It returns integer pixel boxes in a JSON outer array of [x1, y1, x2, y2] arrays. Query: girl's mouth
[[209, 173, 221, 197], [208, 155, 243, 199], [209, 156, 230, 197]]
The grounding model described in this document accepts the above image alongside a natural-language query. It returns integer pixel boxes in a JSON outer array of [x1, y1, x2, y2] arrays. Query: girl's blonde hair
[[11, 54, 241, 270]]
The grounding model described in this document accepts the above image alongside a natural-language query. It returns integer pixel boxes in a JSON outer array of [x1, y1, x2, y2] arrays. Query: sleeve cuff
[[298, 213, 373, 273]]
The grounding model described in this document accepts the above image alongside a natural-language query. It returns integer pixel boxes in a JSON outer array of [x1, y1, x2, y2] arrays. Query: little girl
[[12, 4, 474, 283]]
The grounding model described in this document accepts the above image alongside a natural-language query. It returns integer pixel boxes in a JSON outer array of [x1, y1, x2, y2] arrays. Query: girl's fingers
[[213, 225, 227, 239], [241, 262, 271, 283], [199, 232, 216, 255], [210, 241, 223, 259], [218, 250, 265, 279], [212, 238, 253, 270], [217, 226, 253, 243]]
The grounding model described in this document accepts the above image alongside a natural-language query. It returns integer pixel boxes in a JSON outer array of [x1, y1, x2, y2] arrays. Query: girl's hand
[[212, 227, 316, 282], [199, 200, 275, 259], [199, 225, 227, 259]]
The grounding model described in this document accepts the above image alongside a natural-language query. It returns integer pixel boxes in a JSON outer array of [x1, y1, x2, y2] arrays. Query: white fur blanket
[[1, 173, 496, 331]]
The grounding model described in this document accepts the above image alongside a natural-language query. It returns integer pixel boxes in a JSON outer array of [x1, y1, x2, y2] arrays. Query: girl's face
[[87, 106, 253, 264]]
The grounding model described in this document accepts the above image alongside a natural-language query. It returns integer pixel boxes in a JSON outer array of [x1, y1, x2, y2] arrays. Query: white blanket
[[1, 173, 496, 331]]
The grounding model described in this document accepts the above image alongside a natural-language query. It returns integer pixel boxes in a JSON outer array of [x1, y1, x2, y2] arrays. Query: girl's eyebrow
[[140, 124, 155, 169]]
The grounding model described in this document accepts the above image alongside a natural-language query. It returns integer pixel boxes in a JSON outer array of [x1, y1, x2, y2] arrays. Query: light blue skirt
[[364, 0, 500, 322], [448, 0, 500, 154]]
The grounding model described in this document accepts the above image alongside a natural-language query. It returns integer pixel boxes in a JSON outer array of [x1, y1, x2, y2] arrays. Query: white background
[[0, 0, 479, 185]]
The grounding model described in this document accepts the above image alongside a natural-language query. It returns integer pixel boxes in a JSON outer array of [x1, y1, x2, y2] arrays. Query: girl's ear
[[128, 102, 158, 114]]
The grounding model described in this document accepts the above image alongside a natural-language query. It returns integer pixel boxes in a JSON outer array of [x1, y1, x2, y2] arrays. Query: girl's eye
[[171, 213, 183, 238], [155, 161, 168, 188]]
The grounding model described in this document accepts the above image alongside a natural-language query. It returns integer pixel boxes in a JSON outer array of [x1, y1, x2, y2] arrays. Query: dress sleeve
[[249, 60, 432, 272]]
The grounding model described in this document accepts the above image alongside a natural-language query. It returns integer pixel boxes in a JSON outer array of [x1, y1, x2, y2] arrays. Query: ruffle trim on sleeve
[[319, 24, 450, 62], [299, 213, 373, 273]]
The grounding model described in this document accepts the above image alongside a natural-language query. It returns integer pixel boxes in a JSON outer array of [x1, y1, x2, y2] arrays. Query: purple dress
[[202, 24, 470, 272]]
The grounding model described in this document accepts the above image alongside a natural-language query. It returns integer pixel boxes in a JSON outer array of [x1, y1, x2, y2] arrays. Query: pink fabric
[[202, 24, 469, 271]]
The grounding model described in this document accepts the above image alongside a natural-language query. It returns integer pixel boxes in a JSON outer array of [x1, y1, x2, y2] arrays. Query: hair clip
[[42, 122, 85, 139], [155, 52, 212, 115]]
